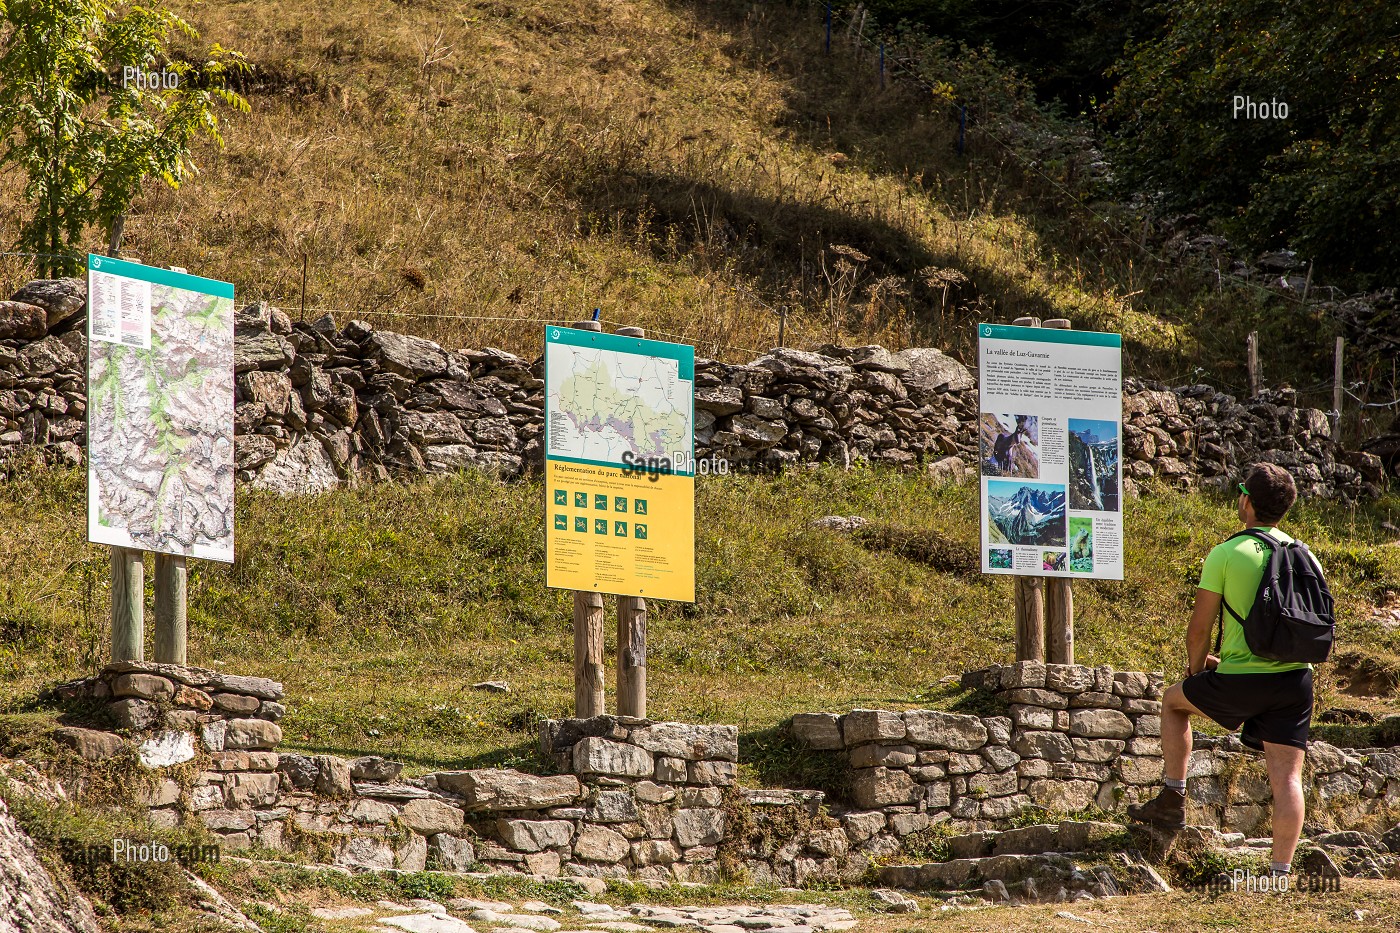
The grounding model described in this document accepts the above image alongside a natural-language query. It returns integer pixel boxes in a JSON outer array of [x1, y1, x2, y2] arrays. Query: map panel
[[546, 333, 693, 469], [87, 255, 236, 562]]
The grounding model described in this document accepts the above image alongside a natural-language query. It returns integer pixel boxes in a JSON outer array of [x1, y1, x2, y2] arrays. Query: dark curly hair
[[1244, 462, 1298, 525]]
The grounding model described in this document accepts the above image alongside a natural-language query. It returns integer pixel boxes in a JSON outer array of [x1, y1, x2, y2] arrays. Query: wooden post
[[574, 591, 606, 717], [1247, 331, 1260, 398], [1010, 316, 1045, 662], [1043, 318, 1074, 665], [1332, 336, 1345, 444], [110, 548, 144, 662], [569, 319, 606, 718], [153, 555, 188, 664], [614, 325, 649, 718], [1015, 577, 1045, 662]]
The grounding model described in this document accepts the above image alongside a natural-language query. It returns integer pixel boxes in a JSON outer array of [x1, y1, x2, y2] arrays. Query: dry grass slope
[[0, 0, 1230, 379]]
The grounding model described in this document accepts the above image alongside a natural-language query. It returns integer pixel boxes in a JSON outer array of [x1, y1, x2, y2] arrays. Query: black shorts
[[1181, 668, 1314, 751]]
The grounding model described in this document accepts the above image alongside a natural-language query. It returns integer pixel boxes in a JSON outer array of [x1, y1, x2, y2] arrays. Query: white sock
[[1163, 777, 1187, 793]]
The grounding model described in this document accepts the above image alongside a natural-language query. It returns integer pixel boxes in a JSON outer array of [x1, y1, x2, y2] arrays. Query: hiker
[[1127, 463, 1324, 882]]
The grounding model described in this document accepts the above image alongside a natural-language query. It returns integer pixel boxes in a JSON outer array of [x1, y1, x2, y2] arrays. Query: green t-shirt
[[1198, 526, 1313, 675]]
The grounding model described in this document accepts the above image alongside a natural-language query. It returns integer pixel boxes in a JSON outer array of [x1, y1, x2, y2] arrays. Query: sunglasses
[[1238, 483, 1250, 496]]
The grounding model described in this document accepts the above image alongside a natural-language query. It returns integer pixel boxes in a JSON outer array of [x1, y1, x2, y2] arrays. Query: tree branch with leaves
[[0, 0, 248, 277]]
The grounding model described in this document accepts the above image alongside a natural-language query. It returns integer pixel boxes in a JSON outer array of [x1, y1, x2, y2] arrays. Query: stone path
[[297, 897, 858, 933]]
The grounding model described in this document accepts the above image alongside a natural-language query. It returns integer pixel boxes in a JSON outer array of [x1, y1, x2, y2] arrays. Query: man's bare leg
[[1127, 682, 1209, 829], [1263, 742, 1307, 868], [1160, 681, 1207, 782]]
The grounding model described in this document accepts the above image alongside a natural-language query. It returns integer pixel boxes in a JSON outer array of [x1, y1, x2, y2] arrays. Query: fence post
[[153, 555, 188, 664], [1247, 331, 1260, 398], [1011, 316, 1045, 662], [614, 324, 649, 719], [570, 319, 607, 718], [1332, 337, 1345, 444], [1043, 318, 1074, 665], [110, 548, 144, 662]]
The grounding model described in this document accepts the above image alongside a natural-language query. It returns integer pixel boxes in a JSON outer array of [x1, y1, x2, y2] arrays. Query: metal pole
[[614, 325, 649, 719]]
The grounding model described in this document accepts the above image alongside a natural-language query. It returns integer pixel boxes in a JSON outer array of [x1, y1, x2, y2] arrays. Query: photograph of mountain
[[987, 481, 1067, 547], [1069, 418, 1119, 511], [980, 413, 1040, 478]]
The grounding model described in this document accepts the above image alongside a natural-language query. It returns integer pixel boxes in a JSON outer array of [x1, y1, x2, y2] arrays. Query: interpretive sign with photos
[[978, 323, 1123, 580]]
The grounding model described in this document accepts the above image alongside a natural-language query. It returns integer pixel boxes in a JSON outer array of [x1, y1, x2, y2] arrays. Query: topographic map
[[88, 258, 235, 562], [546, 339, 693, 467]]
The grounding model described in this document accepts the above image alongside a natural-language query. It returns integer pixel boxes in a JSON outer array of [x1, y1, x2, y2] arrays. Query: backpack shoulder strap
[[1217, 528, 1277, 635]]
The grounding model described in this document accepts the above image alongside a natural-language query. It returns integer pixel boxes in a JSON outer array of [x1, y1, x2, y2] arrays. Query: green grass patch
[[0, 462, 1396, 773]]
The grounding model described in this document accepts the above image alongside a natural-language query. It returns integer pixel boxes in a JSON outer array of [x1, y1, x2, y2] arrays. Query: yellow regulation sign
[[543, 327, 695, 602]]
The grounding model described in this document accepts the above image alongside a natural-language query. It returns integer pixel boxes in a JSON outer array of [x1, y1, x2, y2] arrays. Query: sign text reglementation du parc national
[[977, 323, 1124, 580], [544, 326, 695, 602], [86, 254, 236, 563]]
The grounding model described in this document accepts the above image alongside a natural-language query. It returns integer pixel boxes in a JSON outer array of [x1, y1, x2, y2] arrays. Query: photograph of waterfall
[[1068, 418, 1119, 512]]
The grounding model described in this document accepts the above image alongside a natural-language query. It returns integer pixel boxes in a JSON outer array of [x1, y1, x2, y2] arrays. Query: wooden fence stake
[[154, 554, 188, 665], [569, 319, 607, 718], [614, 325, 649, 718], [1247, 331, 1260, 398], [110, 548, 144, 662], [1332, 336, 1345, 444]]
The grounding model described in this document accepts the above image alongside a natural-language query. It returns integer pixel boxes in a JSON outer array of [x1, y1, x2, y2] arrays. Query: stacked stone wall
[[29, 661, 1400, 887], [0, 278, 1388, 497], [790, 661, 1400, 841]]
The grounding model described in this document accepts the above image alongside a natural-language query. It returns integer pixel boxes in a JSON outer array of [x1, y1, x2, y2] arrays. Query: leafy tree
[[852, 0, 1164, 112], [0, 0, 247, 277], [1107, 0, 1400, 284]]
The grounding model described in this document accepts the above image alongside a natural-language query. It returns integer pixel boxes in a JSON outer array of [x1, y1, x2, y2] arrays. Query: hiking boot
[[1126, 787, 1186, 830]]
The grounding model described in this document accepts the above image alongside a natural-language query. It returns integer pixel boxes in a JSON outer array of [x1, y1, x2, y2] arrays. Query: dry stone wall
[[26, 660, 1400, 894], [790, 661, 1400, 841], [0, 276, 1388, 497]]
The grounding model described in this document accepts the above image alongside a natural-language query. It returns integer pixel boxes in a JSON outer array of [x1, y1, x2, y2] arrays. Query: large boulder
[[0, 795, 100, 932], [368, 331, 449, 380], [892, 347, 974, 397], [9, 278, 86, 331], [0, 301, 47, 341]]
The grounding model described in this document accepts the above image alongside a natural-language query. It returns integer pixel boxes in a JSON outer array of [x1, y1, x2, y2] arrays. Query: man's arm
[[1187, 588, 1222, 675]]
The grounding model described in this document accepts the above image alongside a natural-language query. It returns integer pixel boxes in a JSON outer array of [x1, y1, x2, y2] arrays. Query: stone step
[[943, 820, 1128, 859], [877, 853, 1125, 904]]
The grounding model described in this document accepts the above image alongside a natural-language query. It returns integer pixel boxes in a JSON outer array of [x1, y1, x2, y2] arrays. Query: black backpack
[[1215, 528, 1335, 664]]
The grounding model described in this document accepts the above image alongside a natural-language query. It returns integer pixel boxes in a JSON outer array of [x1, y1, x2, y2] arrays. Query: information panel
[[978, 324, 1123, 580], [87, 255, 236, 562], [544, 327, 695, 602]]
